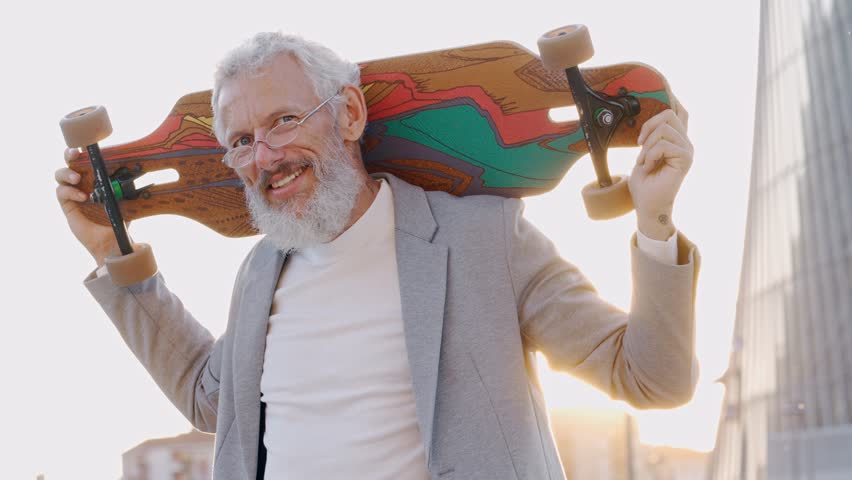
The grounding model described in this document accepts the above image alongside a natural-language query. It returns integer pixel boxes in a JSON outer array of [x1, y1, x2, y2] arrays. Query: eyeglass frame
[[221, 92, 339, 169]]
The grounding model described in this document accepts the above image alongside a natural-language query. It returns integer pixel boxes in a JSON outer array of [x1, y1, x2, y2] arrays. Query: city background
[[2, 0, 848, 478], [709, 0, 852, 479]]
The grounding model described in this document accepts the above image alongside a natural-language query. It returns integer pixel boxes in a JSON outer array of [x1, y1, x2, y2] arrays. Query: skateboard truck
[[564, 71, 641, 188], [539, 24, 638, 219], [89, 164, 152, 204], [60, 105, 158, 287]]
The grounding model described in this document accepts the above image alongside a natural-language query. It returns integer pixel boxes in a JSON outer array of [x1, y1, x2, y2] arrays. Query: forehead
[[217, 54, 318, 124]]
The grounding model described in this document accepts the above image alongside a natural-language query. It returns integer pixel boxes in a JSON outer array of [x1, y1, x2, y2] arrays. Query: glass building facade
[[708, 0, 852, 479]]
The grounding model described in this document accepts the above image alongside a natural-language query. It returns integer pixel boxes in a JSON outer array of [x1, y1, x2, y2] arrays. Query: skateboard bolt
[[596, 109, 614, 127], [91, 186, 106, 204], [90, 180, 124, 203]]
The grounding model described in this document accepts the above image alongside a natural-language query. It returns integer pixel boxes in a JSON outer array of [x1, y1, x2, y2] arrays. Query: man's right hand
[[55, 148, 123, 267]]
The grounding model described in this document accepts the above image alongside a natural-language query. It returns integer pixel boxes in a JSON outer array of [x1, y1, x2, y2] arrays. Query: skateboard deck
[[66, 41, 672, 237]]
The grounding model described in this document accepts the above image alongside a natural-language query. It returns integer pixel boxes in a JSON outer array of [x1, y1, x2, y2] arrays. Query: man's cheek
[[235, 169, 254, 187]]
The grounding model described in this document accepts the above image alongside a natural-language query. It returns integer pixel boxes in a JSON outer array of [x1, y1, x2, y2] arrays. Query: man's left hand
[[628, 97, 693, 240]]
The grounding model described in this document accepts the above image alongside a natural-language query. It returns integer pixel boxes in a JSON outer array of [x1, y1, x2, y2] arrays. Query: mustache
[[256, 159, 315, 189]]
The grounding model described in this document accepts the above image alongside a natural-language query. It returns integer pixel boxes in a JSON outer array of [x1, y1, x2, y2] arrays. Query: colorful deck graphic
[[359, 42, 669, 197], [70, 41, 671, 237]]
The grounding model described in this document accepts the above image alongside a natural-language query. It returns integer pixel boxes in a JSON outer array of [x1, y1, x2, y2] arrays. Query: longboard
[[66, 40, 671, 237]]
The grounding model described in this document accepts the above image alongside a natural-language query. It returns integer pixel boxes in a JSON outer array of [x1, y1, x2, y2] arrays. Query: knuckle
[[646, 129, 657, 142]]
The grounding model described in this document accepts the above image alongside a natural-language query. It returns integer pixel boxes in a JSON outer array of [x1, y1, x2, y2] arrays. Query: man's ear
[[336, 84, 368, 142]]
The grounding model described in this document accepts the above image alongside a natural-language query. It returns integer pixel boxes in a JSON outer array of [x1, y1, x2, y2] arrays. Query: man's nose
[[252, 140, 285, 171]]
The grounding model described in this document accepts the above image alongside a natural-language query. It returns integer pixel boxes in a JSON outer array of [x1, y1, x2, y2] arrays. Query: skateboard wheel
[[581, 175, 634, 220], [105, 243, 158, 287], [537, 24, 594, 72], [60, 105, 113, 148]]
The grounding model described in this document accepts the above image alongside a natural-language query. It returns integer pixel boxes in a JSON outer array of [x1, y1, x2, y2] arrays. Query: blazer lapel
[[232, 239, 287, 478], [380, 173, 448, 465]]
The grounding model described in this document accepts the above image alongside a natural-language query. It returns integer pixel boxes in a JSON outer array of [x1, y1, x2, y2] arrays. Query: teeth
[[270, 167, 305, 189]]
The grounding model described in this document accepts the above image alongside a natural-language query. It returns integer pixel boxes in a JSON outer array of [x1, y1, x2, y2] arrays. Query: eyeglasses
[[222, 93, 338, 169]]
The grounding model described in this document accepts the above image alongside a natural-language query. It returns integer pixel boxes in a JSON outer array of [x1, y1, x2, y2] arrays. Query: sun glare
[[538, 353, 723, 453]]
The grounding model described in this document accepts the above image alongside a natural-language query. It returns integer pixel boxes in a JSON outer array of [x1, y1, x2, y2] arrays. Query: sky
[[0, 0, 760, 477]]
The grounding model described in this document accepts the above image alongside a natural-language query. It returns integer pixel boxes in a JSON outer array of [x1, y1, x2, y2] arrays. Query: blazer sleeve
[[85, 266, 224, 432], [502, 198, 701, 409]]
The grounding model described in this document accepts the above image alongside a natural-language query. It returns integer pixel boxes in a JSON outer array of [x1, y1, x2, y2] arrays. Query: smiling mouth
[[262, 161, 312, 190], [269, 165, 307, 189]]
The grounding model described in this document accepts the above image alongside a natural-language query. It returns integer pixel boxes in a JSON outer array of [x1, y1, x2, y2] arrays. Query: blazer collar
[[375, 172, 448, 465], [232, 238, 287, 478], [374, 172, 438, 242]]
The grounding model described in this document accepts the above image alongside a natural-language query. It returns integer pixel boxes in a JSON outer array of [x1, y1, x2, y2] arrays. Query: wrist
[[91, 239, 121, 268], [92, 249, 110, 268], [637, 210, 676, 241]]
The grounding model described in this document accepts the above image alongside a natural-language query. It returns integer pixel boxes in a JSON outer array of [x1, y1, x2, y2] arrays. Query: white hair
[[211, 32, 361, 143]]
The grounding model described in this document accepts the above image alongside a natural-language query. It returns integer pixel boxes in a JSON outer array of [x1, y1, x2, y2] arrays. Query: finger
[[638, 110, 668, 144], [56, 184, 90, 210], [671, 96, 689, 131], [642, 123, 689, 154], [64, 148, 81, 165], [639, 109, 689, 147], [642, 140, 692, 174], [55, 167, 82, 185], [643, 140, 691, 174], [638, 109, 680, 144], [636, 123, 689, 167]]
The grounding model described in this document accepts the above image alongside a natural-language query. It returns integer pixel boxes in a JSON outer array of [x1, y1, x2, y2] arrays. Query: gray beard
[[244, 133, 363, 251]]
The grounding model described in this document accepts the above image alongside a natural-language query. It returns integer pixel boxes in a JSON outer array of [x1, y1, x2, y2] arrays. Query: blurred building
[[550, 408, 639, 479], [122, 412, 707, 478], [636, 445, 708, 480], [122, 430, 214, 480], [550, 408, 708, 479], [708, 0, 852, 479]]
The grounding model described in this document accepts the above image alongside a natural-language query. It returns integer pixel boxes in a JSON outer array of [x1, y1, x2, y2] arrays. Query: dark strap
[[258, 251, 289, 480], [256, 402, 267, 479]]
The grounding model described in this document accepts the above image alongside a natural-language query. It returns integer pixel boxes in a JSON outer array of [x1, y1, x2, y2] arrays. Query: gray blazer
[[86, 173, 700, 480]]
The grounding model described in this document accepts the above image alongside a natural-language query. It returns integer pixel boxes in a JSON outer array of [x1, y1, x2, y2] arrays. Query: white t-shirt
[[260, 180, 430, 479]]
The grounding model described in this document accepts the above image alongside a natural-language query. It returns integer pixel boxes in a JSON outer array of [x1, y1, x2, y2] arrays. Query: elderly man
[[55, 32, 699, 480]]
